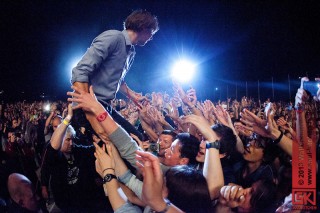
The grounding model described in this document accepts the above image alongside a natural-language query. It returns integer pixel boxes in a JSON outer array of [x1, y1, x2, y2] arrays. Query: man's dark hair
[[165, 166, 212, 213], [161, 130, 177, 140], [250, 179, 277, 212], [176, 133, 200, 166], [211, 124, 236, 157], [124, 9, 159, 33]]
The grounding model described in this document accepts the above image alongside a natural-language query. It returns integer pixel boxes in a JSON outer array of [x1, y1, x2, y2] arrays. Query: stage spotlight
[[171, 60, 196, 82]]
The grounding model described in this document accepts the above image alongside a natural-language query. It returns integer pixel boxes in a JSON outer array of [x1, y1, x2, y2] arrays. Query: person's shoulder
[[93, 30, 125, 44], [96, 30, 124, 39]]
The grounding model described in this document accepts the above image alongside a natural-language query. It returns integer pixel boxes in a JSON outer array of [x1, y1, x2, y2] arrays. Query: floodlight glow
[[215, 87, 218, 91], [171, 60, 196, 82], [44, 104, 50, 112], [66, 56, 82, 79], [69, 58, 81, 70]]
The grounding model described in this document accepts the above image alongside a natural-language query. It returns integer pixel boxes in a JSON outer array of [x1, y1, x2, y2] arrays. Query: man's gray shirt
[[71, 30, 135, 106]]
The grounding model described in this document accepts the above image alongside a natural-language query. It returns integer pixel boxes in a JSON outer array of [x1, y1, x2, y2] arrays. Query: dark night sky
[[1, 0, 320, 102]]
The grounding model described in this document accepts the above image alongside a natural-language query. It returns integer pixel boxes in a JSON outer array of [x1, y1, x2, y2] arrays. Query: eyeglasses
[[246, 139, 265, 149]]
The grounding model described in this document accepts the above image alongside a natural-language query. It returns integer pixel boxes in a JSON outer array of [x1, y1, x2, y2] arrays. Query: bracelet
[[155, 199, 171, 213], [96, 111, 108, 122], [63, 119, 70, 126], [272, 131, 283, 145], [102, 168, 115, 174]]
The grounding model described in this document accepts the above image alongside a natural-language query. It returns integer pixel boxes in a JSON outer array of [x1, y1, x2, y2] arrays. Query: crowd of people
[[1, 8, 319, 213], [0, 77, 319, 212]]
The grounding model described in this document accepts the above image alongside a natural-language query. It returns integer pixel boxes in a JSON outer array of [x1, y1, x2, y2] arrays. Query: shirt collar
[[122, 30, 133, 46]]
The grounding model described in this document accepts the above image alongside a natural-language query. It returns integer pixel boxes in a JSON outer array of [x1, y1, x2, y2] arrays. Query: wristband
[[96, 111, 108, 122], [272, 131, 283, 145], [63, 119, 70, 126], [155, 199, 171, 213], [206, 140, 221, 150]]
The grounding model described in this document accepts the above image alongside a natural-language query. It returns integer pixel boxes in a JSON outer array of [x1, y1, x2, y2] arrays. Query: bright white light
[[69, 57, 81, 70], [66, 56, 82, 79], [44, 104, 50, 112], [215, 87, 218, 91], [171, 60, 196, 82]]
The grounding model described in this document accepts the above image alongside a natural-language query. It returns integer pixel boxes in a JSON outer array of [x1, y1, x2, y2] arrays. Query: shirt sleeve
[[71, 31, 121, 84], [118, 170, 143, 200], [114, 202, 142, 213], [108, 126, 140, 169], [41, 144, 59, 186]]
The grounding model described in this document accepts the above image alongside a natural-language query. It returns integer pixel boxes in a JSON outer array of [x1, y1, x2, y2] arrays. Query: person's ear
[[179, 157, 189, 165]]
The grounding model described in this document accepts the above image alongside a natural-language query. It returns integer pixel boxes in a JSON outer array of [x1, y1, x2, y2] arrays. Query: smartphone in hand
[[303, 81, 320, 96]]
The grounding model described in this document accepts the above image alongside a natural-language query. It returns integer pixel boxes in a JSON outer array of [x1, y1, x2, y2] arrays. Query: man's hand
[[213, 105, 229, 127], [219, 184, 246, 208], [131, 133, 150, 150], [67, 85, 104, 115], [186, 87, 197, 106], [295, 77, 309, 107], [182, 114, 217, 141], [94, 142, 115, 178], [172, 80, 194, 107], [234, 122, 252, 137], [136, 150, 167, 212]]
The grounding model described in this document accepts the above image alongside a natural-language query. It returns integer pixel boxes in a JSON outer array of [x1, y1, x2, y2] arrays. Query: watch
[[102, 174, 117, 184], [206, 140, 221, 150]]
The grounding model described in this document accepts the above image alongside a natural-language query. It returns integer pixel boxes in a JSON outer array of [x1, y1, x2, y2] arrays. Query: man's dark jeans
[[72, 104, 143, 141]]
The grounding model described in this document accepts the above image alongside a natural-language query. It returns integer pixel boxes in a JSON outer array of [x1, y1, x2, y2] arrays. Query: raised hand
[[213, 105, 229, 127], [276, 117, 290, 131], [186, 87, 197, 106], [134, 92, 147, 103], [203, 100, 214, 114], [182, 114, 217, 141], [219, 184, 246, 208], [93, 142, 115, 178], [265, 108, 282, 140], [131, 133, 150, 150], [295, 77, 309, 108], [66, 103, 73, 118], [234, 122, 252, 137], [172, 80, 192, 107], [240, 108, 267, 129], [135, 150, 167, 212], [67, 85, 103, 114]]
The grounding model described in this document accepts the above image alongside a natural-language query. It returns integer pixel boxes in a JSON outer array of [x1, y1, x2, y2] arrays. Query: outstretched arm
[[50, 104, 73, 150], [94, 143, 142, 212], [67, 86, 140, 168], [182, 115, 224, 200], [120, 82, 147, 107], [136, 150, 184, 213]]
